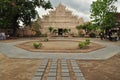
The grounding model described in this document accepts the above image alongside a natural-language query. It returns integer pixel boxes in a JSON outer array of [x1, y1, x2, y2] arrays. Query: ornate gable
[[40, 3, 84, 35]]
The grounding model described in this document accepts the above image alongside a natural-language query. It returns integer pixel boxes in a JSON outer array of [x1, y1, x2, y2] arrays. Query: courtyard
[[0, 38, 120, 80], [0, 0, 120, 80]]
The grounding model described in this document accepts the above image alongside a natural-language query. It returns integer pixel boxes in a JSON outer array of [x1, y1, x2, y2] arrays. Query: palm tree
[[63, 28, 68, 35], [52, 29, 58, 35], [48, 26, 54, 33]]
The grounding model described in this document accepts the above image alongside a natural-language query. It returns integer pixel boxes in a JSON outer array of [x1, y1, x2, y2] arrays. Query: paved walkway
[[32, 59, 85, 80], [0, 39, 119, 60]]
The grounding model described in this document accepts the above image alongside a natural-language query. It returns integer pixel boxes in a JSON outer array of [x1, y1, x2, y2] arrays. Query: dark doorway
[[58, 28, 63, 36]]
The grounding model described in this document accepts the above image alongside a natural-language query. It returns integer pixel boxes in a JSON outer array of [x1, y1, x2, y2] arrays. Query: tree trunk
[[12, 26, 18, 37], [12, 16, 19, 37], [12, 21, 19, 37]]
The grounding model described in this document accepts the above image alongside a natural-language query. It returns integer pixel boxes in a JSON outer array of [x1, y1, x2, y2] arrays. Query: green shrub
[[35, 31, 41, 37], [85, 39, 90, 45], [78, 42, 85, 49], [41, 34, 47, 37], [79, 34, 85, 37], [44, 38, 49, 41], [78, 39, 91, 49], [89, 32, 96, 38], [33, 42, 42, 49]]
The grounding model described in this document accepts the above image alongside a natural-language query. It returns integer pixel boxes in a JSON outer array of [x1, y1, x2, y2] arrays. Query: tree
[[76, 23, 99, 36], [0, 0, 52, 36], [76, 25, 83, 30], [31, 19, 41, 31], [84, 22, 98, 32], [90, 0, 117, 34], [48, 26, 54, 33], [31, 19, 42, 36], [76, 25, 85, 36]]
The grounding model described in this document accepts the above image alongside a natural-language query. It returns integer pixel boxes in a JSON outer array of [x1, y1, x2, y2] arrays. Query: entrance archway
[[58, 28, 63, 36]]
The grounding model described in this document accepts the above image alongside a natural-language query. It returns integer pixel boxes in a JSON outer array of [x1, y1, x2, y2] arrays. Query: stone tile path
[[0, 39, 119, 60], [32, 59, 85, 80]]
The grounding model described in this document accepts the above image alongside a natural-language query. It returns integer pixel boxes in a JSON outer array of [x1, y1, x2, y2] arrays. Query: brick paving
[[32, 59, 85, 80]]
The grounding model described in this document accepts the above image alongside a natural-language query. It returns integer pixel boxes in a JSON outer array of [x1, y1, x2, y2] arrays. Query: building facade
[[39, 3, 84, 36]]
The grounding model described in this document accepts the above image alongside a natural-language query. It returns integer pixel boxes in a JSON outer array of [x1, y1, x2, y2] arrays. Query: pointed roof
[[56, 3, 66, 10]]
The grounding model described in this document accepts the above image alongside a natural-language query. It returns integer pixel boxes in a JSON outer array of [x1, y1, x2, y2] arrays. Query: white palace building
[[39, 3, 85, 36]]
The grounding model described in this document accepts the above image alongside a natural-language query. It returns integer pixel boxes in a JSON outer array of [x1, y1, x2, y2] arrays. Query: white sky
[[36, 0, 120, 22]]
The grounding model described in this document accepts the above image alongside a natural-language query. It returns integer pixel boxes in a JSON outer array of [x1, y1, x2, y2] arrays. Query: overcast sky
[[36, 0, 120, 22]]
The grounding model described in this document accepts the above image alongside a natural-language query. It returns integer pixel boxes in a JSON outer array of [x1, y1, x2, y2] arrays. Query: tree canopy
[[31, 20, 41, 31], [0, 0, 52, 36], [90, 0, 117, 30], [76, 22, 97, 32]]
